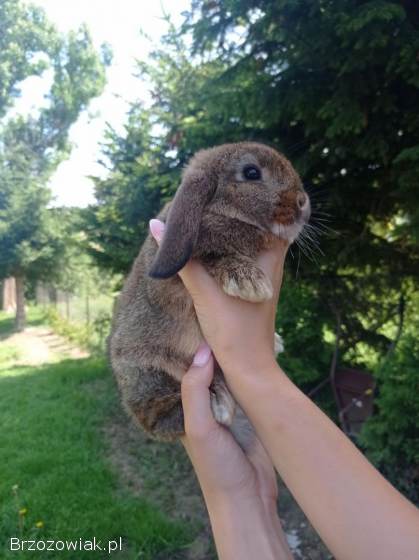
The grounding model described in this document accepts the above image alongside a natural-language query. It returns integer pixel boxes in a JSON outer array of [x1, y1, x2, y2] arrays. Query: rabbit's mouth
[[271, 190, 310, 242], [270, 221, 305, 243]]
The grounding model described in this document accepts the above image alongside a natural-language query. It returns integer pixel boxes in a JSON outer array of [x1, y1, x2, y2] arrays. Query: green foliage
[[43, 307, 111, 355], [86, 0, 419, 496], [86, 107, 175, 273], [179, 0, 419, 366], [0, 0, 54, 118], [0, 190, 67, 281], [182, 0, 419, 493], [0, 0, 110, 278], [276, 274, 333, 385], [0, 0, 110, 329], [0, 19, 108, 278], [360, 329, 419, 503], [43, 306, 93, 349], [50, 216, 121, 298], [89, 0, 419, 373], [36, 238, 119, 352]]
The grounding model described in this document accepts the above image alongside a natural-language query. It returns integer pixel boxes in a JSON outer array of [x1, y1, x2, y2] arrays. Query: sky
[[14, 0, 190, 207]]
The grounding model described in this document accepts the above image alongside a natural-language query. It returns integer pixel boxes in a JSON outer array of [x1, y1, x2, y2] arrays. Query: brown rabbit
[[109, 142, 310, 445]]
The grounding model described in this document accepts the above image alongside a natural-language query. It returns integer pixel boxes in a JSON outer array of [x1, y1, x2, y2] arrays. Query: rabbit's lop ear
[[149, 170, 215, 279]]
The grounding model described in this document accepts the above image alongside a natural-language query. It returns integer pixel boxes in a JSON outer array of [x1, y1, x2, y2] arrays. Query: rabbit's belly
[[175, 319, 203, 360], [143, 317, 203, 383]]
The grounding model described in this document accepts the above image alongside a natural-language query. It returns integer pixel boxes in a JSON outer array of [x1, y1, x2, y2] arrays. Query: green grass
[[0, 343, 21, 367], [0, 312, 195, 559], [0, 313, 15, 338]]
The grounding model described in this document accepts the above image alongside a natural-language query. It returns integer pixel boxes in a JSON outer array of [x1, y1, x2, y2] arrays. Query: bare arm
[[226, 358, 419, 560], [205, 486, 293, 560], [150, 219, 419, 560], [180, 346, 294, 560]]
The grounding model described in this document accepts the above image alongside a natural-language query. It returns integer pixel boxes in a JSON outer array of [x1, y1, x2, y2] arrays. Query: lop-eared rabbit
[[109, 142, 310, 446]]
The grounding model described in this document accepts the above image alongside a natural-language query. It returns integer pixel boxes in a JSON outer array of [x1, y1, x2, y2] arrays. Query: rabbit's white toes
[[223, 274, 273, 302], [274, 332, 285, 355], [210, 388, 235, 426]]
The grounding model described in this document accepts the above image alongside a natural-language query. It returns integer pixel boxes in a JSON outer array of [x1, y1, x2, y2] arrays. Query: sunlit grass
[[0, 344, 21, 370], [0, 313, 194, 559]]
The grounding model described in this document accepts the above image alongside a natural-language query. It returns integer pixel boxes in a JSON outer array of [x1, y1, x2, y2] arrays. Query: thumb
[[181, 343, 218, 436]]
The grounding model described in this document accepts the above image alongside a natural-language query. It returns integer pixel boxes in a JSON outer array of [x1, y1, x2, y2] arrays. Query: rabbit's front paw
[[210, 385, 236, 426], [223, 268, 273, 302]]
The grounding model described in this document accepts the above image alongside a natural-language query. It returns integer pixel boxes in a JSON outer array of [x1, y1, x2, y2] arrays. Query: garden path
[[5, 325, 89, 365]]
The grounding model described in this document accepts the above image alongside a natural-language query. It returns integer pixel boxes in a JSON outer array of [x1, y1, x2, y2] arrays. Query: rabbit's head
[[150, 142, 310, 278]]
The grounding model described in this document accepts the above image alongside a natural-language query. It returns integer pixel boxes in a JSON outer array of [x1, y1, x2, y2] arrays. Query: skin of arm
[[228, 362, 419, 560], [150, 219, 419, 560], [150, 218, 294, 559], [180, 347, 294, 560]]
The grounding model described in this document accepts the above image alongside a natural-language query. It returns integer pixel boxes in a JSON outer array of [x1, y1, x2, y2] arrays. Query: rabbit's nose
[[274, 189, 310, 225]]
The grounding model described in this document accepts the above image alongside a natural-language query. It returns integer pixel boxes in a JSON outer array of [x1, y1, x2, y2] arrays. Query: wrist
[[207, 493, 280, 529], [205, 493, 289, 560], [218, 349, 280, 382], [203, 483, 265, 515], [219, 360, 303, 437], [225, 355, 289, 388]]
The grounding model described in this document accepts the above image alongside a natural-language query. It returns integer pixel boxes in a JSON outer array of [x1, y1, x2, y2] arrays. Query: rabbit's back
[[110, 238, 202, 379]]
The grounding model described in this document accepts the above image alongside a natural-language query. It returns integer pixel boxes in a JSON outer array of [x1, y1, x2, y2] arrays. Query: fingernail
[[149, 219, 165, 242], [192, 343, 211, 367]]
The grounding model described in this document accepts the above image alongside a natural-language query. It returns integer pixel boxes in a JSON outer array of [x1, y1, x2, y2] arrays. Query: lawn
[[0, 311, 196, 559], [0, 309, 329, 560]]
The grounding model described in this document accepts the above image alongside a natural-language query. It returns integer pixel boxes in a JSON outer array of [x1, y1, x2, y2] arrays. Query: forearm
[[205, 493, 293, 560], [226, 360, 419, 560]]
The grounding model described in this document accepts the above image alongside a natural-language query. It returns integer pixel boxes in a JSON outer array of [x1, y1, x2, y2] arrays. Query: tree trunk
[[15, 275, 26, 332], [49, 286, 58, 307], [2, 277, 16, 311], [66, 292, 70, 320], [85, 292, 90, 325]]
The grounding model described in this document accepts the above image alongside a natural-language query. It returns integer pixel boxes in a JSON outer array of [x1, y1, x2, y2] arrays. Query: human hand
[[180, 343, 278, 507], [180, 346, 294, 560], [149, 219, 288, 376], [149, 219, 294, 559]]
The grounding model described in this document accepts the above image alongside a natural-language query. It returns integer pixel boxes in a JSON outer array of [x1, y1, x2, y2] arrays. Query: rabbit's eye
[[243, 165, 261, 181]]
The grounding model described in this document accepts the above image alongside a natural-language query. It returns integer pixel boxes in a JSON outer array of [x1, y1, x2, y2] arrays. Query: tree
[[0, 0, 54, 118], [93, 0, 419, 365], [0, 2, 110, 330], [87, 1, 419, 495], [87, 19, 244, 272], [360, 318, 419, 503], [180, 0, 419, 364], [85, 106, 173, 274]]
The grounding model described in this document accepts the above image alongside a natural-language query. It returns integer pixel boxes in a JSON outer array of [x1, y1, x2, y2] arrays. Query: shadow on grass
[[0, 309, 47, 341], [0, 356, 195, 559], [0, 314, 15, 339]]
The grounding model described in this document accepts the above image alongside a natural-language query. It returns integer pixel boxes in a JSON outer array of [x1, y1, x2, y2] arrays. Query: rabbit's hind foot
[[210, 378, 236, 426], [127, 367, 184, 441]]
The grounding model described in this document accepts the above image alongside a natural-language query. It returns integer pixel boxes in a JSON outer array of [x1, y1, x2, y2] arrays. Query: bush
[[360, 332, 419, 503], [276, 276, 333, 386], [43, 307, 111, 354]]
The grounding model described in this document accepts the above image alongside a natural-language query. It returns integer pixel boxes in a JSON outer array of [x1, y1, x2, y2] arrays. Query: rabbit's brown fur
[[109, 142, 310, 443]]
